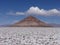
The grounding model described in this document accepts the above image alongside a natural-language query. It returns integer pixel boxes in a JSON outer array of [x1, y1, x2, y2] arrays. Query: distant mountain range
[[49, 24, 60, 27], [0, 16, 60, 27]]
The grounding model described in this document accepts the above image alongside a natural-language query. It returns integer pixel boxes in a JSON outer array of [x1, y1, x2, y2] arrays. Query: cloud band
[[7, 6, 60, 16]]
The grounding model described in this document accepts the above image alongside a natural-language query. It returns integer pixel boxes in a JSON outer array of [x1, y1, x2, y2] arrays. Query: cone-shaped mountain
[[10, 16, 51, 27]]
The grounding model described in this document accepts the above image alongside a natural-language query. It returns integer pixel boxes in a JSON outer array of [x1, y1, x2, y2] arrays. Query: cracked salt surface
[[0, 27, 60, 45]]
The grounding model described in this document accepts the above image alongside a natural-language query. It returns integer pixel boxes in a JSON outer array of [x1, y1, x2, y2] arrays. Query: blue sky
[[0, 0, 60, 25]]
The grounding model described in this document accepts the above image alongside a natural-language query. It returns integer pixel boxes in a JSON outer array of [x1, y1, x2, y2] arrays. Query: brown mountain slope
[[10, 16, 51, 27]]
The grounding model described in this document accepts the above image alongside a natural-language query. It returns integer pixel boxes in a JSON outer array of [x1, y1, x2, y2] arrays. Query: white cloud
[[16, 12, 25, 15], [7, 6, 60, 16]]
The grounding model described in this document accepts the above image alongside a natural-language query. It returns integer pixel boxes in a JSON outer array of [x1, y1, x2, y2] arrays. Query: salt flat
[[0, 27, 60, 45]]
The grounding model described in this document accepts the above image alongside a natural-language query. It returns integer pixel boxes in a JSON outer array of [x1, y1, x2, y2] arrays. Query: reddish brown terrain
[[10, 16, 51, 27]]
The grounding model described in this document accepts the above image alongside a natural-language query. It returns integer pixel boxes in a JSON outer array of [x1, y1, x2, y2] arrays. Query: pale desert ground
[[0, 27, 60, 45]]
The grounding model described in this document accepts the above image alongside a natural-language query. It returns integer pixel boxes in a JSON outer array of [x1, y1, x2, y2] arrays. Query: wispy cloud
[[16, 12, 25, 15], [6, 6, 60, 16]]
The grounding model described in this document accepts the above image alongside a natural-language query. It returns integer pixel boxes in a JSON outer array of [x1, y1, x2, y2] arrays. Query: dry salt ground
[[0, 27, 60, 45]]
